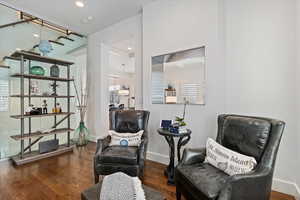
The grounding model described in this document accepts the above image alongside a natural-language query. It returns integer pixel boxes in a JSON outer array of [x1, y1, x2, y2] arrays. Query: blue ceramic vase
[[38, 40, 53, 56]]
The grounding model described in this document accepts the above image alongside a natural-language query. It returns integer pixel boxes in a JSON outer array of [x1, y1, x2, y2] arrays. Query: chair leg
[[176, 187, 181, 200], [94, 173, 99, 183]]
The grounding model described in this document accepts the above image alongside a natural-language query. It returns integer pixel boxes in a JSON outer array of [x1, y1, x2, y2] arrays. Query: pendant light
[[38, 21, 53, 56]]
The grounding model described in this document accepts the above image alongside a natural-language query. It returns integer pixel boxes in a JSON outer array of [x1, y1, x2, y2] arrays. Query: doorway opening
[[107, 38, 136, 111]]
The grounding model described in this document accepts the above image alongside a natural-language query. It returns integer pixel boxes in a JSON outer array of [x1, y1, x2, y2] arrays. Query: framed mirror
[[151, 46, 206, 105]]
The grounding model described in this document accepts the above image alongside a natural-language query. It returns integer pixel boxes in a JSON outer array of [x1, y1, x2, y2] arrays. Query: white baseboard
[[273, 178, 300, 198], [146, 151, 169, 165], [146, 151, 300, 198]]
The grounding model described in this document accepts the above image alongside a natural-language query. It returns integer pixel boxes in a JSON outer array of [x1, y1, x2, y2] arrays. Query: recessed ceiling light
[[75, 1, 84, 7], [33, 33, 39, 38], [87, 16, 93, 21], [128, 47, 132, 50]]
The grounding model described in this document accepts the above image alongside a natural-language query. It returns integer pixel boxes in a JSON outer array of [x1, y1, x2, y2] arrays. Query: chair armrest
[[137, 131, 149, 177], [138, 132, 148, 162], [95, 136, 111, 156], [179, 148, 206, 165], [218, 166, 272, 200]]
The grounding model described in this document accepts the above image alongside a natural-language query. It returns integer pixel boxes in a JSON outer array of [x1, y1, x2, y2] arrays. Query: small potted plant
[[172, 98, 189, 134]]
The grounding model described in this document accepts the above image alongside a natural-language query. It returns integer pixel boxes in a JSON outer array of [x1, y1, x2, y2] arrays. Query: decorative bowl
[[30, 66, 45, 76]]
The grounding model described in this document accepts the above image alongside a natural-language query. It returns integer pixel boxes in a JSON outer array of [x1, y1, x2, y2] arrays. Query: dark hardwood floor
[[0, 143, 295, 200]]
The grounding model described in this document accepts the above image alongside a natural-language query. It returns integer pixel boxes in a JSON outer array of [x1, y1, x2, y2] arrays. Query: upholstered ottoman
[[81, 181, 165, 200]]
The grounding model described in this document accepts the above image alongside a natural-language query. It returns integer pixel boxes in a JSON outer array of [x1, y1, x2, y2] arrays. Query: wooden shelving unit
[[9, 51, 75, 166]]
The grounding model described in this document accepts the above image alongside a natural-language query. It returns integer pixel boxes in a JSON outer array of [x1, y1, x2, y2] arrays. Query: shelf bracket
[[52, 114, 71, 128], [22, 136, 43, 153]]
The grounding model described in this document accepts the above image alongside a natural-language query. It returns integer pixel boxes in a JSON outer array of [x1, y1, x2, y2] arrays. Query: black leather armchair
[[175, 114, 285, 200], [94, 110, 150, 183]]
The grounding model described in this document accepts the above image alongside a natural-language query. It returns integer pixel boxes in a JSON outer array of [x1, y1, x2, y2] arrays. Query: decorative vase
[[38, 40, 53, 56], [74, 121, 89, 146], [30, 66, 45, 76], [50, 64, 60, 77]]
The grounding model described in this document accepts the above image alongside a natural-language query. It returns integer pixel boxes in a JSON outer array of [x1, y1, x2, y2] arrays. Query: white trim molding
[[272, 178, 300, 198], [146, 151, 169, 165]]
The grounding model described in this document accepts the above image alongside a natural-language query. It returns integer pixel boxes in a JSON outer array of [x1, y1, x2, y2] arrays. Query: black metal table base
[[160, 132, 191, 185], [164, 168, 175, 185]]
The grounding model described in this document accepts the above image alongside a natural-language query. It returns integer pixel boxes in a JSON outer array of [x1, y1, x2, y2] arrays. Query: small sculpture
[[50, 82, 59, 96], [42, 100, 48, 114]]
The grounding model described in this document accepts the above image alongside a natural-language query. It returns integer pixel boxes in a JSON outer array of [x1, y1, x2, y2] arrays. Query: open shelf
[[10, 94, 75, 98], [11, 145, 74, 166], [10, 112, 74, 119], [0, 65, 10, 69], [3, 56, 24, 61], [11, 51, 74, 66], [10, 128, 74, 141], [11, 73, 74, 82]]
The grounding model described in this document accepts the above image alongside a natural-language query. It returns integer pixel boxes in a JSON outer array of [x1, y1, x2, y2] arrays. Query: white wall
[[143, 0, 226, 163], [142, 0, 300, 196], [296, 0, 300, 196], [224, 0, 299, 196]]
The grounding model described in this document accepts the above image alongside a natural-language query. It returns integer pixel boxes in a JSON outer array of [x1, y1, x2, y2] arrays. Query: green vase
[[74, 122, 90, 146], [30, 66, 45, 76]]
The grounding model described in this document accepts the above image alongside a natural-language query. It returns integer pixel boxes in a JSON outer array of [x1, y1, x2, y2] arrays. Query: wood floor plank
[[0, 142, 295, 200]]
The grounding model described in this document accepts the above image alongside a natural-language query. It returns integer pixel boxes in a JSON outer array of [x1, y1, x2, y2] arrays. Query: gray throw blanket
[[100, 172, 145, 200]]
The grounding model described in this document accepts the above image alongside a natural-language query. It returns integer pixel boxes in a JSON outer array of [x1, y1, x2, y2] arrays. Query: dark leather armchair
[[94, 110, 150, 183], [175, 114, 285, 200]]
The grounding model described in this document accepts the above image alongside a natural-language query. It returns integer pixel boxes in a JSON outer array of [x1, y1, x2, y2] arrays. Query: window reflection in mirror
[[151, 46, 206, 105]]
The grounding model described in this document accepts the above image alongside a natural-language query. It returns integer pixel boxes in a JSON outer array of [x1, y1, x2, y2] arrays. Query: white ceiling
[[0, 0, 154, 34], [111, 38, 135, 54]]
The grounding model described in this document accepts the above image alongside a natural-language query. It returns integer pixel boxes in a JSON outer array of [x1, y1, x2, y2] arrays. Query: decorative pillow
[[205, 138, 257, 176], [109, 130, 144, 147]]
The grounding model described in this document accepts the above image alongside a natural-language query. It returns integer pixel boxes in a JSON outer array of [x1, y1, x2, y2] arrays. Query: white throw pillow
[[109, 130, 144, 147], [205, 138, 257, 176]]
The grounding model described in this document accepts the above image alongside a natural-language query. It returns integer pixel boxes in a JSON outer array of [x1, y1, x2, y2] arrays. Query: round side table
[[157, 128, 191, 185]]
